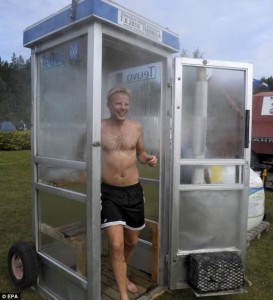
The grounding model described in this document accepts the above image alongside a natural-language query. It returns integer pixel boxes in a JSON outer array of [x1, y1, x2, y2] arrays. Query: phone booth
[[8, 0, 252, 299], [17, 0, 178, 299]]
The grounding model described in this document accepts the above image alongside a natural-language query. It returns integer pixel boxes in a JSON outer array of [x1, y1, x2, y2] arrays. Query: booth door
[[34, 35, 95, 298], [168, 58, 252, 289]]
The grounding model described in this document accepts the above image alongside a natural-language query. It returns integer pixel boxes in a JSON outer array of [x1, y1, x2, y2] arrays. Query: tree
[[180, 47, 204, 58], [0, 54, 31, 127]]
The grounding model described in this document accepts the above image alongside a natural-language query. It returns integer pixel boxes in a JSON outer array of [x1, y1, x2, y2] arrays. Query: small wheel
[[8, 241, 38, 288]]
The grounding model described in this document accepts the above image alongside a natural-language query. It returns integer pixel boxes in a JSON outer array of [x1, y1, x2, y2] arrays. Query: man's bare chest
[[102, 131, 138, 151]]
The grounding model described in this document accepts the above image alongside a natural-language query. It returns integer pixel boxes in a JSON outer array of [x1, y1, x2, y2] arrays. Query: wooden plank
[[101, 256, 154, 300], [102, 272, 146, 300], [138, 286, 167, 300], [75, 248, 87, 276], [40, 223, 86, 251], [101, 293, 114, 300], [55, 223, 86, 237], [102, 282, 120, 299], [102, 273, 118, 291], [129, 275, 154, 291], [145, 219, 158, 282]]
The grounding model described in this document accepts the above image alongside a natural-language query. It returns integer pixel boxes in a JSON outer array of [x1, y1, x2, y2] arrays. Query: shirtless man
[[101, 87, 157, 300]]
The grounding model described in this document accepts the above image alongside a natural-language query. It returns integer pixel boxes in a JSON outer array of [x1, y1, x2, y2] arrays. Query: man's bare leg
[[124, 228, 139, 293], [105, 225, 129, 300]]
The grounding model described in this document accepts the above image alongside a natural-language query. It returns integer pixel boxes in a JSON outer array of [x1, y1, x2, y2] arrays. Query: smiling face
[[107, 92, 130, 123]]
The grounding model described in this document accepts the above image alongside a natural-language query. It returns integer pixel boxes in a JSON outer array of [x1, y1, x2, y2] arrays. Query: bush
[[0, 130, 31, 150]]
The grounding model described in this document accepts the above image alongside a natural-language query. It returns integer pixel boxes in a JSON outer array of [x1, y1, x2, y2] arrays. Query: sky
[[1, 0, 272, 79]]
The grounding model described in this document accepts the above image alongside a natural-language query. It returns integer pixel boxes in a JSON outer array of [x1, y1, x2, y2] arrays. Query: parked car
[[0, 121, 16, 131]]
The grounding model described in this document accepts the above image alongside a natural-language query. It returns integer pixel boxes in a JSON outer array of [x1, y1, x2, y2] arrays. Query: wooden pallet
[[40, 222, 87, 276], [40, 219, 158, 277], [247, 220, 270, 247], [40, 220, 159, 299], [102, 256, 157, 299]]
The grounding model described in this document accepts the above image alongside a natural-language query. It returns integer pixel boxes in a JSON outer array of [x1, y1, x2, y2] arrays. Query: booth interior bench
[[40, 219, 158, 280]]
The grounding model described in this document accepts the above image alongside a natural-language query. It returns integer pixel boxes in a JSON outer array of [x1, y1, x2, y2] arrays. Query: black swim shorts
[[101, 182, 145, 230]]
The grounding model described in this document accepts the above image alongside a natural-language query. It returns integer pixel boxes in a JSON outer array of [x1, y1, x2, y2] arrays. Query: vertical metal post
[[169, 59, 183, 289], [86, 21, 102, 299], [31, 50, 39, 250], [191, 67, 208, 183], [240, 64, 253, 266]]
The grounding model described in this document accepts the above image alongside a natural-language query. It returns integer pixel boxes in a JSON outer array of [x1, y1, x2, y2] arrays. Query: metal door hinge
[[92, 141, 101, 147]]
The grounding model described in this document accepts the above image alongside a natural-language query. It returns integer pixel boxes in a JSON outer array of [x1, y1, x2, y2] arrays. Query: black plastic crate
[[188, 252, 244, 293]]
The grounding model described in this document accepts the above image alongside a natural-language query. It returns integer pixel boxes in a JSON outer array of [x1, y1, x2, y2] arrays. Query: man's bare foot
[[126, 278, 138, 293]]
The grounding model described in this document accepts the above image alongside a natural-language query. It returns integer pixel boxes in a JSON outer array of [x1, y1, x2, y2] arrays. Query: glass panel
[[180, 164, 243, 184], [38, 36, 87, 161], [181, 66, 246, 160], [178, 190, 242, 251], [38, 191, 86, 277], [138, 162, 159, 181], [38, 164, 86, 193]]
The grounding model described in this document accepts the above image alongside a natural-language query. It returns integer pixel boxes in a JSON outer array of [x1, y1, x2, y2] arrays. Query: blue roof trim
[[24, 9, 70, 46], [93, 0, 118, 23], [23, 1, 93, 46], [23, 0, 179, 51], [163, 31, 180, 51], [94, 1, 180, 51]]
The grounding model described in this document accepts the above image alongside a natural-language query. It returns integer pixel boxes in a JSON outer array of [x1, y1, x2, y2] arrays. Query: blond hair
[[107, 87, 132, 102]]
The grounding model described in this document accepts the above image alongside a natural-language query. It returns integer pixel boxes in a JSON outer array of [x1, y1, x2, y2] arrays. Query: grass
[[0, 150, 41, 299], [0, 150, 272, 300]]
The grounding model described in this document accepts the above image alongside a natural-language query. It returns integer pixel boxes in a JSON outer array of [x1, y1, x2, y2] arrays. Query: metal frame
[[30, 22, 101, 300], [28, 2, 254, 294], [86, 21, 103, 299], [159, 54, 173, 285], [30, 24, 90, 299]]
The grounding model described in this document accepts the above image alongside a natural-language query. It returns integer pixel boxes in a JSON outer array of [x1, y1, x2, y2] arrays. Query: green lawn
[[0, 150, 272, 300], [0, 150, 41, 299]]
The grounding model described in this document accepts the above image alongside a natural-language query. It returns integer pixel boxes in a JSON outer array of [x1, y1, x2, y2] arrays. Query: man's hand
[[146, 155, 157, 167]]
